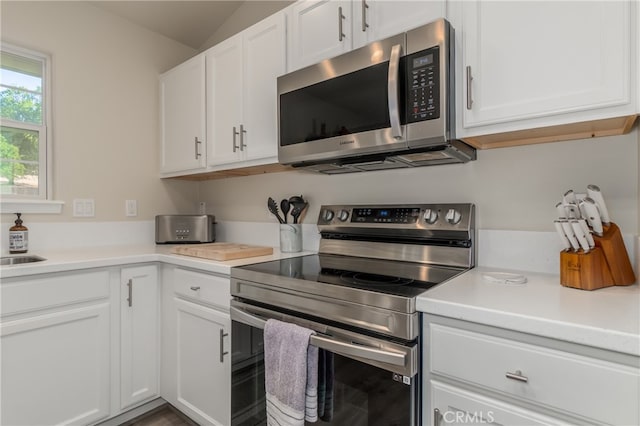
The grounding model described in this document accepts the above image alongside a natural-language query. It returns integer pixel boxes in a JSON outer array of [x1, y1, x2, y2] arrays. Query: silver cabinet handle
[[505, 369, 528, 383], [190, 286, 200, 291], [466, 65, 474, 110], [126, 278, 133, 307], [219, 329, 229, 363], [338, 6, 345, 41], [239, 124, 247, 151], [232, 126, 240, 152], [434, 408, 441, 426], [388, 44, 403, 139], [194, 137, 202, 159], [361, 0, 369, 32]]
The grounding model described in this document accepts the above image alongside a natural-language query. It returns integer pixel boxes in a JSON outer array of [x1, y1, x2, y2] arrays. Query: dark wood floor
[[121, 405, 199, 426]]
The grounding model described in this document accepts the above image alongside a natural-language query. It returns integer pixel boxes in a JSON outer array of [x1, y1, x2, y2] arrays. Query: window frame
[[0, 42, 61, 214]]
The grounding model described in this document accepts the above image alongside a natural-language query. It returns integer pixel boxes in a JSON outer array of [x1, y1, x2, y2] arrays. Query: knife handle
[[554, 221, 572, 251], [555, 202, 567, 219], [578, 219, 595, 248], [563, 189, 578, 205], [587, 184, 611, 225], [560, 220, 581, 252], [564, 203, 581, 219], [582, 197, 604, 237], [571, 220, 590, 253]]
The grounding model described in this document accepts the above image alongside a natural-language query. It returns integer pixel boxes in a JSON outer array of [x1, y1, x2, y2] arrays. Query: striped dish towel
[[264, 319, 318, 425]]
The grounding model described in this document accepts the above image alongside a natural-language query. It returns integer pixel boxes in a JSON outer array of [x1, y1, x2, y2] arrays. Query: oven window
[[232, 321, 419, 426], [279, 62, 391, 147]]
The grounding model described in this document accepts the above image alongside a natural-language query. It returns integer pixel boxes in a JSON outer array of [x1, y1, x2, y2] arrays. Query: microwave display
[[406, 46, 440, 123]]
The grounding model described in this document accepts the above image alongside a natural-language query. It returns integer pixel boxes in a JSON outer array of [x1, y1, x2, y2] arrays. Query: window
[[0, 44, 50, 201]]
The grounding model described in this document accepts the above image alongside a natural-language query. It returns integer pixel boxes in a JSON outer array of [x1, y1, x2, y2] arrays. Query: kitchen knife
[[570, 220, 590, 253], [582, 197, 604, 237], [554, 220, 572, 251], [587, 184, 611, 225], [577, 218, 595, 248], [555, 202, 567, 219], [563, 189, 578, 205], [564, 203, 581, 219], [560, 220, 581, 252]]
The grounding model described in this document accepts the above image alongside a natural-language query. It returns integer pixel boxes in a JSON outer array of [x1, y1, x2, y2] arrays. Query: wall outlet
[[73, 199, 95, 217], [198, 201, 206, 214], [126, 200, 138, 217]]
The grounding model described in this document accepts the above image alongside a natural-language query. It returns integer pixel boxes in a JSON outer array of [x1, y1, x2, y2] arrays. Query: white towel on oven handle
[[264, 319, 318, 425]]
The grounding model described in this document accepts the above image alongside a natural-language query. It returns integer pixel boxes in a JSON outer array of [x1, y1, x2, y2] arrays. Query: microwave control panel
[[406, 46, 440, 123]]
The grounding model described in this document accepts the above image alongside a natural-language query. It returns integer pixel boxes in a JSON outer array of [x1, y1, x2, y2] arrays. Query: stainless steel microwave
[[277, 18, 475, 174]]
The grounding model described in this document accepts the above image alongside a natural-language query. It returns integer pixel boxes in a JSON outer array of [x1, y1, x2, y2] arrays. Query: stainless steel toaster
[[155, 215, 215, 244]]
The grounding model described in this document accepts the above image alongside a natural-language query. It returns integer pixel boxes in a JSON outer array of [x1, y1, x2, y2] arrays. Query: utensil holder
[[560, 222, 636, 290], [280, 224, 302, 253]]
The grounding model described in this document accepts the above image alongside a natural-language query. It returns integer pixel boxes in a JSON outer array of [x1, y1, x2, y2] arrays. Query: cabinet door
[[174, 298, 231, 426], [461, 1, 631, 129], [120, 265, 159, 410], [430, 380, 572, 426], [243, 12, 287, 162], [1, 304, 111, 426], [160, 55, 206, 173], [289, 0, 352, 71], [352, 0, 445, 48], [206, 35, 244, 166]]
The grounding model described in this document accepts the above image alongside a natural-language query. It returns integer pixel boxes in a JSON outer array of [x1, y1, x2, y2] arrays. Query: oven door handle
[[230, 306, 406, 367]]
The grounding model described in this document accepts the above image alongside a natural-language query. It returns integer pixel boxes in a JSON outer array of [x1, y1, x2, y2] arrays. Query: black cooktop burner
[[338, 271, 414, 287]]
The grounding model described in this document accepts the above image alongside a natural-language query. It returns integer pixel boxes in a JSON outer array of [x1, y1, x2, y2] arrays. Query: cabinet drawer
[[1, 270, 110, 317], [429, 324, 640, 425], [173, 268, 230, 309]]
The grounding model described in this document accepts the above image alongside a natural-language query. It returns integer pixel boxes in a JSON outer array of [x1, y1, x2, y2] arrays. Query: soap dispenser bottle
[[9, 213, 28, 254]]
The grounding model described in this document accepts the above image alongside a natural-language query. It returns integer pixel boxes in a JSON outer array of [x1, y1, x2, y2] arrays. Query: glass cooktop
[[234, 254, 465, 299]]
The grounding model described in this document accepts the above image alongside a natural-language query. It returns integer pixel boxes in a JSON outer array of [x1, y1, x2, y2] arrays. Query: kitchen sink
[[0, 255, 47, 266]]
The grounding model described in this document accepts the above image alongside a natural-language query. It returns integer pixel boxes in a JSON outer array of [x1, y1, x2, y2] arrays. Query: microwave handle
[[388, 44, 403, 139]]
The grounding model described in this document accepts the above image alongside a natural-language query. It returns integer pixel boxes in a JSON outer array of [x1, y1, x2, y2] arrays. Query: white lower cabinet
[[0, 271, 112, 426], [162, 265, 231, 426], [423, 315, 640, 425], [120, 265, 160, 410]]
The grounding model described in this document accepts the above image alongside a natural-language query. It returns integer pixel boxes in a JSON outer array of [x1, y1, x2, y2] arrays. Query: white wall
[[0, 1, 199, 224], [199, 129, 639, 233]]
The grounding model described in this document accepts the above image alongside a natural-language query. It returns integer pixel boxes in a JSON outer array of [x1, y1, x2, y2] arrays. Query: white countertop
[[0, 244, 313, 279], [4, 246, 639, 357], [417, 267, 640, 356]]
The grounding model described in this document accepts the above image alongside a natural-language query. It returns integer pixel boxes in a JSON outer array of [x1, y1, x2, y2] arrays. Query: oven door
[[230, 300, 420, 426]]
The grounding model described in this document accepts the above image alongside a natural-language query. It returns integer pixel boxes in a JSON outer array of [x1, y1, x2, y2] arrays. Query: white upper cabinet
[[453, 0, 635, 138], [288, 0, 352, 71], [352, 0, 445, 49], [206, 12, 286, 168], [160, 55, 206, 173], [206, 35, 244, 166]]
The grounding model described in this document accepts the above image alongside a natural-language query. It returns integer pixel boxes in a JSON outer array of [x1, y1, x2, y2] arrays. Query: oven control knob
[[423, 208, 438, 224], [445, 208, 462, 225], [322, 209, 335, 221], [337, 209, 350, 222]]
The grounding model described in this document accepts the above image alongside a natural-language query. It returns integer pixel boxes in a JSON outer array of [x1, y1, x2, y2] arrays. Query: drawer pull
[[505, 369, 528, 383], [190, 286, 201, 291]]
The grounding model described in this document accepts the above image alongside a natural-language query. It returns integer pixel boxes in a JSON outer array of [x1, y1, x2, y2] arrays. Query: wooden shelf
[[462, 115, 638, 150]]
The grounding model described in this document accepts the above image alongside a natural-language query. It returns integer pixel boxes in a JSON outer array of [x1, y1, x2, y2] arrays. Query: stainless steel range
[[230, 203, 475, 425]]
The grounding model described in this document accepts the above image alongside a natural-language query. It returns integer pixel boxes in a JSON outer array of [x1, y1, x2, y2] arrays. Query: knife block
[[560, 222, 636, 290]]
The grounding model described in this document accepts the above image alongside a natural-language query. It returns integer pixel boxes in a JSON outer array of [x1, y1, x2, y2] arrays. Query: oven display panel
[[352, 208, 420, 223]]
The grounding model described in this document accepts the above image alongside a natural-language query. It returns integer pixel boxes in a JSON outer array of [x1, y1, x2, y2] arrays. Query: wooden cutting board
[[171, 242, 273, 261]]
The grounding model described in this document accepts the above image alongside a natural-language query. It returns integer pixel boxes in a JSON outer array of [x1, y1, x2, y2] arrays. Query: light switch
[[126, 200, 137, 217]]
